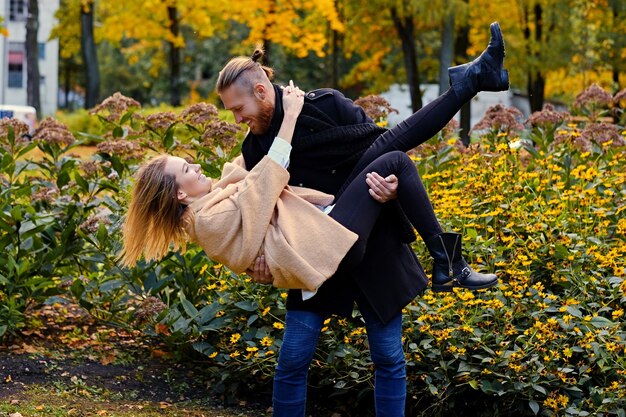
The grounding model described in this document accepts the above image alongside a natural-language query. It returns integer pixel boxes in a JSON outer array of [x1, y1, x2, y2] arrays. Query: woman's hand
[[282, 80, 305, 120]]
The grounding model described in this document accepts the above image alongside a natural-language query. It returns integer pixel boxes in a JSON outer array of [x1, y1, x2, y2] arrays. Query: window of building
[[39, 43, 46, 60], [8, 43, 25, 88], [9, 0, 28, 21]]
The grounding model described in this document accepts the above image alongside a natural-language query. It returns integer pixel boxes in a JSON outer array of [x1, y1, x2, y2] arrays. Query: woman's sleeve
[[194, 156, 290, 272]]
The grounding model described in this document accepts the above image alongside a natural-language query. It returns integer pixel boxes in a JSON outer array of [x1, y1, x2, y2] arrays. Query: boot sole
[[432, 279, 498, 293]]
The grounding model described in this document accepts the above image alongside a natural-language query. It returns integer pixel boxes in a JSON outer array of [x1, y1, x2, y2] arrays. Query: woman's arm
[[276, 81, 304, 145]]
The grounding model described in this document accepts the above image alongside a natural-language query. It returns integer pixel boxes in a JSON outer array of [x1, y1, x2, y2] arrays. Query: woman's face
[[164, 156, 212, 203]]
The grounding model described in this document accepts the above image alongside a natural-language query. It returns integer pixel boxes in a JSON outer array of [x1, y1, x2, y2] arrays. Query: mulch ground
[[0, 301, 269, 416]]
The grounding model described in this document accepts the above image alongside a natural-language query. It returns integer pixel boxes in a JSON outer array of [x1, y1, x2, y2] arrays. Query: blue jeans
[[272, 305, 406, 417]]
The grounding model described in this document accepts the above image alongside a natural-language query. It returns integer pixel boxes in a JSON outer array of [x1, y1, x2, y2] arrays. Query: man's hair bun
[[251, 47, 264, 63]]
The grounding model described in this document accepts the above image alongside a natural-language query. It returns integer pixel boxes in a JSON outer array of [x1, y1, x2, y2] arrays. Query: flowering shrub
[[1, 86, 625, 416]]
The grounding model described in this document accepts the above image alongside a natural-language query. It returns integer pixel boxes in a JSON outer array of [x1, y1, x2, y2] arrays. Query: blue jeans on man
[[272, 303, 406, 417]]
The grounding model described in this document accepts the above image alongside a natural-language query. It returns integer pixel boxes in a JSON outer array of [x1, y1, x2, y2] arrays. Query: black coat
[[241, 85, 428, 324]]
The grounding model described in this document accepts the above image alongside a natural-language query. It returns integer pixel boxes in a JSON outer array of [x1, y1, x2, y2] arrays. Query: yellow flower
[[273, 322, 284, 330], [260, 336, 273, 347], [199, 264, 209, 275], [261, 306, 271, 316], [230, 350, 240, 358], [208, 351, 218, 358], [246, 346, 259, 352], [230, 333, 241, 344]]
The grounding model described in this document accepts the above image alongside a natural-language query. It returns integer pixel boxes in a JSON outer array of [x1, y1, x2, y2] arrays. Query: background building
[[0, 0, 59, 115]]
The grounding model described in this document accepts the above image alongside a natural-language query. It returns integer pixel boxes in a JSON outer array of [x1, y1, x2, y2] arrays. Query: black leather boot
[[425, 232, 498, 292], [448, 22, 509, 102]]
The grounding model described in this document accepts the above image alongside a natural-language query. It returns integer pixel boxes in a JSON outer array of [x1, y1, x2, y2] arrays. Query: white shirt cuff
[[267, 136, 292, 168]]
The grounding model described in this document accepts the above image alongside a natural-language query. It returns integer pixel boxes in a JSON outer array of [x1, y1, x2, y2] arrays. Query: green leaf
[[532, 384, 546, 395], [0, 325, 6, 337], [57, 169, 71, 189], [181, 298, 199, 318], [566, 306, 582, 318], [235, 300, 258, 311], [74, 172, 90, 192], [113, 126, 124, 138], [590, 316, 614, 328], [529, 400, 540, 415]]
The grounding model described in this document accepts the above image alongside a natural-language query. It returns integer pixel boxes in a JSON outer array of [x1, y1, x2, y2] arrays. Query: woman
[[121, 82, 498, 294]]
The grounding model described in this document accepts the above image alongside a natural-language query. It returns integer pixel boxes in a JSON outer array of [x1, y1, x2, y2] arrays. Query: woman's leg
[[338, 89, 462, 197], [359, 300, 406, 417], [331, 151, 443, 269], [272, 310, 324, 417], [333, 151, 497, 291]]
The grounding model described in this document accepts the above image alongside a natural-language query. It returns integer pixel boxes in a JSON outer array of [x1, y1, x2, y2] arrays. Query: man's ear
[[253, 83, 267, 101]]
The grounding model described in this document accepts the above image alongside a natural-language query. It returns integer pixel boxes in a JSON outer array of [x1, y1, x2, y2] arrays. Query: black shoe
[[448, 22, 510, 102], [425, 232, 498, 293]]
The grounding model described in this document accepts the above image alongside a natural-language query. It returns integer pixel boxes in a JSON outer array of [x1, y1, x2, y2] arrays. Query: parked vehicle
[[0, 104, 37, 134]]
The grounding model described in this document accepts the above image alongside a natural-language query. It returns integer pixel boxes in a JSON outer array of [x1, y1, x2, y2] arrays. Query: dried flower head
[[200, 119, 242, 150], [32, 117, 75, 147], [581, 122, 625, 147], [97, 139, 144, 161], [573, 84, 613, 113], [79, 213, 112, 234], [471, 104, 524, 133], [550, 130, 593, 153], [89, 92, 141, 122], [180, 102, 219, 127], [79, 160, 100, 177], [527, 104, 569, 129], [0, 117, 30, 145], [134, 296, 167, 323], [31, 185, 60, 204], [354, 95, 398, 122], [145, 111, 177, 132], [613, 88, 626, 104], [441, 119, 460, 140]]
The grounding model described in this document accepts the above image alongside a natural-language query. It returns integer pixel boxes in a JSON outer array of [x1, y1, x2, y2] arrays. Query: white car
[[0, 104, 37, 134]]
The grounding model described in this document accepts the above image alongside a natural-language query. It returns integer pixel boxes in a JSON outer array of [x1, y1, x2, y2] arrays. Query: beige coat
[[185, 156, 358, 291]]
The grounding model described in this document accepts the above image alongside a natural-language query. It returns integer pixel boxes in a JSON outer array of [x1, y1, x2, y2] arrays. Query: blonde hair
[[121, 155, 188, 267], [216, 46, 274, 94]]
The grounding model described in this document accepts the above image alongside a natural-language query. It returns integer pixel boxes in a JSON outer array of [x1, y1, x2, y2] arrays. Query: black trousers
[[329, 89, 463, 269]]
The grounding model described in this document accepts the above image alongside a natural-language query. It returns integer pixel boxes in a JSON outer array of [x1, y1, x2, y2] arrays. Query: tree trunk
[[390, 7, 422, 112], [167, 6, 181, 106], [330, 27, 339, 89], [80, 0, 100, 109], [524, 4, 545, 112], [26, 0, 41, 118], [455, 9, 471, 145], [439, 11, 455, 95], [63, 59, 71, 109], [527, 72, 545, 113]]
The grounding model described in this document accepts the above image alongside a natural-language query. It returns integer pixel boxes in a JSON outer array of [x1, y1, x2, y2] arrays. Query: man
[[216, 22, 508, 417]]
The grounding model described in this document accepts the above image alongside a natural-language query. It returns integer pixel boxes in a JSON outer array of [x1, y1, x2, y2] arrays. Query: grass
[[0, 385, 265, 417]]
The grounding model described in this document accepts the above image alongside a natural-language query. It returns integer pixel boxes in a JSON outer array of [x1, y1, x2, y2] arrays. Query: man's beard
[[248, 99, 274, 135]]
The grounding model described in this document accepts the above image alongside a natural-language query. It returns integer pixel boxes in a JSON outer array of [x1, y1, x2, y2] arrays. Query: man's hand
[[366, 172, 398, 203], [246, 255, 273, 285]]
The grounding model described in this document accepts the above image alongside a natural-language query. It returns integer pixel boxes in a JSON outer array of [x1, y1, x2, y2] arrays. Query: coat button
[[299, 183, 303, 186], [308, 92, 316, 98], [331, 169, 336, 174]]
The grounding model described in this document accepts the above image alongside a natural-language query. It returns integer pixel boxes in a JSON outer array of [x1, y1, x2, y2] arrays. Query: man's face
[[220, 84, 274, 135]]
